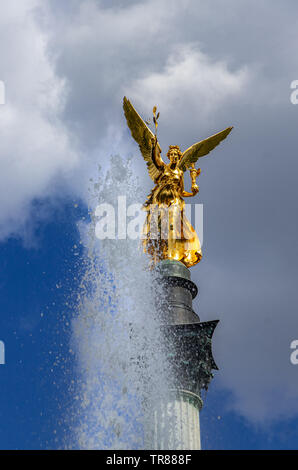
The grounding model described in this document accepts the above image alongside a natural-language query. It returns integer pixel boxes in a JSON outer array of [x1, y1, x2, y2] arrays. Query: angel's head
[[167, 145, 182, 164]]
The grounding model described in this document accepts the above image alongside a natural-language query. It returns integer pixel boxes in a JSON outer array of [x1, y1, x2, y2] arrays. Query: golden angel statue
[[123, 96, 233, 268]]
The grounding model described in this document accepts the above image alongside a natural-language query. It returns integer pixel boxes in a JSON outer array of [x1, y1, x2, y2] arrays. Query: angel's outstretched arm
[[182, 187, 199, 197], [182, 167, 200, 197], [151, 136, 165, 170]]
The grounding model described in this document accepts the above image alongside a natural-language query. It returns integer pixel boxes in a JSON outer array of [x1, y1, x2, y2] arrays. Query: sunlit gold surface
[[123, 97, 233, 268]]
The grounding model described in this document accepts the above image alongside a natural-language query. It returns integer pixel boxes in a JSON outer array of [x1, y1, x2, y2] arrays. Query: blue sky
[[1, 0, 298, 449], [0, 201, 86, 449]]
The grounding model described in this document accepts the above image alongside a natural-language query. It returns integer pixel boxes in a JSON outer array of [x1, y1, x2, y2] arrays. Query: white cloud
[[126, 44, 249, 134], [0, 0, 79, 239]]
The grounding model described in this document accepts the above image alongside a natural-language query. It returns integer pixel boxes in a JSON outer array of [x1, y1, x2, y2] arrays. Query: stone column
[[145, 260, 218, 450]]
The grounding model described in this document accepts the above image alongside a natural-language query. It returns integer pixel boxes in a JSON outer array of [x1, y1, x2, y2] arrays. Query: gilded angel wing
[[179, 127, 233, 172], [123, 97, 165, 182]]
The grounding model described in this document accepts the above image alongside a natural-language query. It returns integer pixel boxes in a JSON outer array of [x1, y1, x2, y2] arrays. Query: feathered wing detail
[[123, 97, 165, 182], [179, 127, 233, 172]]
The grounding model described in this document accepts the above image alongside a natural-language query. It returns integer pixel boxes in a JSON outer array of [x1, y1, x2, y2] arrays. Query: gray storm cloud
[[1, 0, 298, 425]]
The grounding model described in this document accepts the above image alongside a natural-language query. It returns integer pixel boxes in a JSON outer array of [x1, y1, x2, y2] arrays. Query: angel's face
[[168, 148, 179, 164]]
